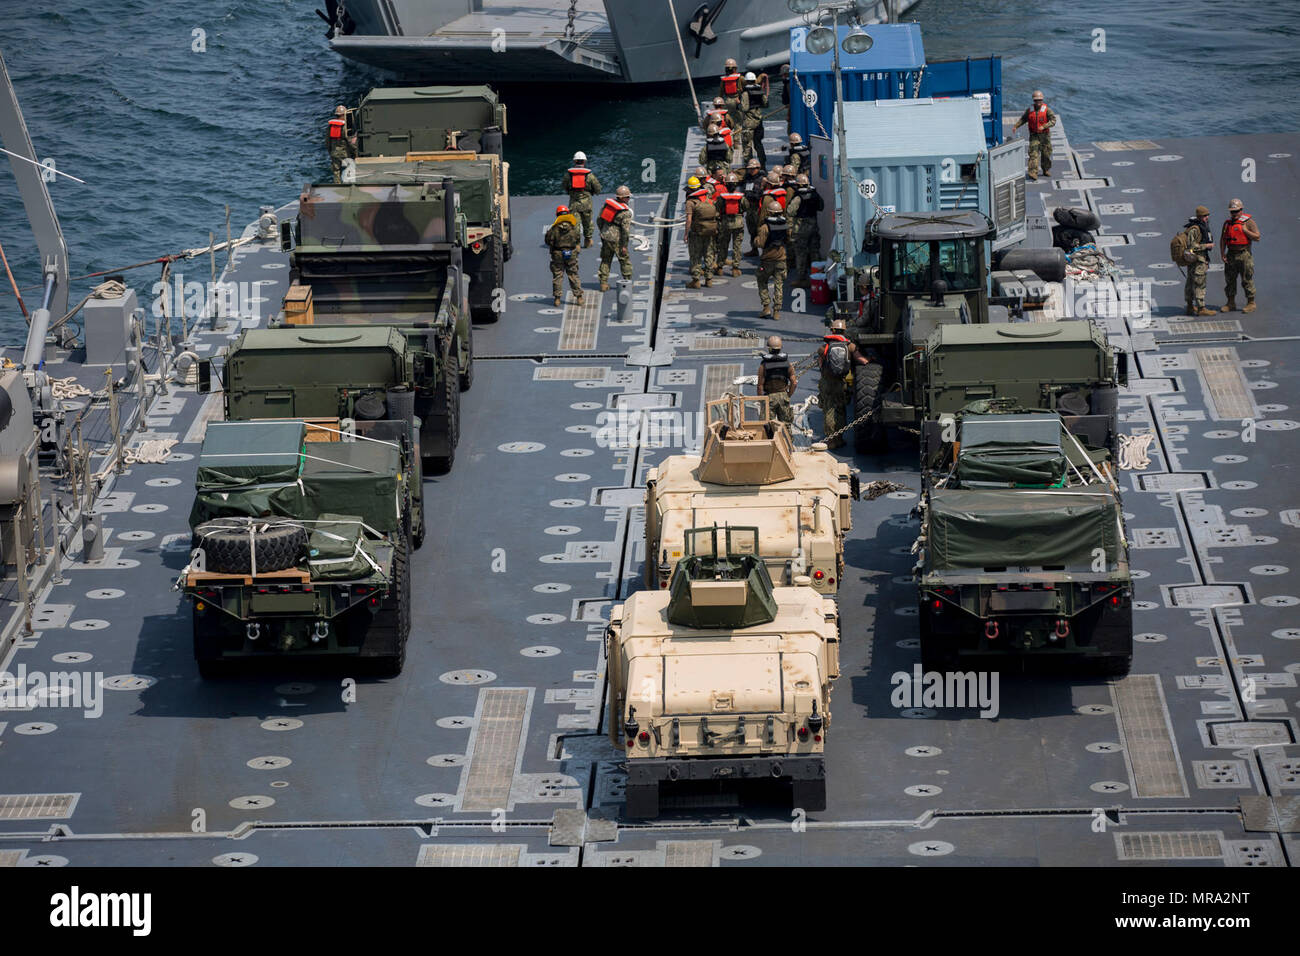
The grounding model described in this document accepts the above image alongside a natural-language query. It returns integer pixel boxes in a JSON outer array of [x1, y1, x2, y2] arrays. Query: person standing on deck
[[715, 172, 746, 277], [1012, 90, 1057, 181], [327, 105, 356, 183], [596, 186, 634, 292], [685, 180, 719, 288], [719, 58, 744, 119], [1220, 198, 1261, 313], [757, 336, 797, 425], [739, 72, 768, 166], [741, 159, 766, 256], [755, 198, 788, 320], [817, 319, 867, 449], [564, 152, 601, 248], [1183, 204, 1216, 316], [544, 205, 584, 307]]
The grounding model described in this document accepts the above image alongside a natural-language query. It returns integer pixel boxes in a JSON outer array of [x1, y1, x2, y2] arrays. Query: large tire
[[194, 518, 306, 574], [469, 239, 504, 324], [852, 363, 886, 454], [366, 536, 410, 677], [459, 315, 474, 392], [413, 503, 426, 551], [425, 351, 460, 474]]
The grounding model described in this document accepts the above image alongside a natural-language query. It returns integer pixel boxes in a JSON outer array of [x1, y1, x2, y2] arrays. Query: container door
[[988, 138, 1027, 252], [810, 134, 835, 257]]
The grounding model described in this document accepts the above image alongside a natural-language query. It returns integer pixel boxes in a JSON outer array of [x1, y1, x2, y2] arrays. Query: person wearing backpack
[[1219, 198, 1260, 313], [817, 318, 868, 450], [1179, 205, 1216, 317]]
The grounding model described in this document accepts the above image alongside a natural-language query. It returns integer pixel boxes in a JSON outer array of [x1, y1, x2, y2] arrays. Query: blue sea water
[[0, 0, 1297, 340]]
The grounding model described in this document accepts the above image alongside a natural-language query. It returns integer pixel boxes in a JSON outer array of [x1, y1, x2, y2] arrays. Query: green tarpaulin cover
[[926, 488, 1119, 571], [196, 421, 306, 486], [957, 414, 1065, 486], [304, 513, 386, 581]]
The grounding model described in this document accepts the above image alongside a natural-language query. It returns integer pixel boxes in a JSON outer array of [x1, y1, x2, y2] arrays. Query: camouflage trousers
[[745, 208, 760, 249], [767, 389, 793, 425], [790, 228, 820, 282], [1185, 257, 1208, 311], [716, 223, 744, 267], [1028, 132, 1053, 177], [688, 231, 717, 280], [740, 126, 759, 163], [550, 249, 582, 298], [598, 236, 633, 282], [757, 257, 786, 314], [329, 147, 350, 183], [818, 375, 849, 448], [572, 203, 594, 245], [1224, 248, 1256, 303]]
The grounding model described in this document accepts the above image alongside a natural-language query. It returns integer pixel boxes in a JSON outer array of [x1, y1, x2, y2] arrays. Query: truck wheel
[[194, 518, 307, 574], [459, 317, 474, 392], [470, 240, 504, 324], [193, 607, 235, 678], [1094, 654, 1132, 678], [425, 351, 460, 474], [413, 505, 426, 551], [624, 782, 660, 819], [368, 536, 410, 676], [791, 778, 827, 813], [852, 363, 886, 454]]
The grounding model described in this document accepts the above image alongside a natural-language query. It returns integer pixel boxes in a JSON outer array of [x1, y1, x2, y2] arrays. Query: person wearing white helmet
[[564, 151, 601, 247]]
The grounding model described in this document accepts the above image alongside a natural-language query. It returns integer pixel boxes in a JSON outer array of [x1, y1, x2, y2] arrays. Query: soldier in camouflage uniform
[[699, 125, 732, 182], [785, 132, 810, 174], [719, 58, 743, 121], [327, 105, 356, 184], [757, 335, 797, 425], [738, 72, 768, 166], [685, 179, 719, 288], [787, 173, 824, 288], [1011, 90, 1058, 181], [1183, 204, 1216, 316], [544, 205, 584, 306], [741, 158, 766, 256], [1220, 197, 1261, 313], [714, 173, 746, 277], [596, 185, 634, 292], [817, 319, 867, 449], [564, 151, 601, 248], [755, 198, 787, 319]]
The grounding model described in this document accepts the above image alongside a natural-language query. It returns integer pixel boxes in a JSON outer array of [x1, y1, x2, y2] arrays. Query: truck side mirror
[[197, 359, 212, 394], [280, 220, 294, 252]]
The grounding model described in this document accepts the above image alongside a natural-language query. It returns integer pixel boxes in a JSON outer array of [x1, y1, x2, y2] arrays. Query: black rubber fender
[[999, 246, 1067, 282]]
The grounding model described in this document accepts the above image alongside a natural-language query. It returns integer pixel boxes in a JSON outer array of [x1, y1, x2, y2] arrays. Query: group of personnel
[[755, 319, 867, 449], [544, 153, 635, 306], [1180, 199, 1261, 316]]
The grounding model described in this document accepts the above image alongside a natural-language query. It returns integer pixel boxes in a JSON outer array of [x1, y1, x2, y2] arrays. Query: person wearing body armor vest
[[757, 336, 798, 425], [545, 205, 584, 306], [741, 159, 766, 256], [714, 173, 746, 277], [1183, 204, 1216, 316], [705, 98, 731, 134], [1220, 198, 1260, 313], [596, 186, 634, 291], [818, 318, 868, 449], [785, 133, 811, 174], [719, 59, 743, 115], [699, 125, 732, 181], [787, 174, 824, 288], [327, 105, 356, 183], [755, 198, 788, 319], [685, 180, 720, 287], [739, 72, 769, 166], [1012, 90, 1058, 181], [564, 152, 602, 248], [763, 170, 788, 212]]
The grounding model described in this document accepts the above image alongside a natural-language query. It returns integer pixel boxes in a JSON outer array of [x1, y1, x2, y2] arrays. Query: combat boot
[[1221, 299, 1237, 312], [553, 295, 562, 307], [1027, 172, 1038, 181], [772, 310, 781, 321], [759, 306, 772, 318], [599, 279, 609, 292], [731, 266, 740, 277], [1196, 307, 1215, 317], [713, 265, 723, 276], [687, 278, 701, 289], [703, 277, 713, 287], [584, 238, 592, 248], [1243, 300, 1256, 313], [575, 293, 585, 305]]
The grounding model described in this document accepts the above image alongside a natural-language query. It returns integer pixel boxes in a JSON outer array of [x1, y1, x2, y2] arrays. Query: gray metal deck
[[0, 118, 1296, 867]]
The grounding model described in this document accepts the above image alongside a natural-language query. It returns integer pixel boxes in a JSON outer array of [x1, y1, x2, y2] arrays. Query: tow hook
[[246, 622, 261, 641], [985, 620, 999, 640], [313, 621, 330, 643], [1052, 618, 1070, 641]]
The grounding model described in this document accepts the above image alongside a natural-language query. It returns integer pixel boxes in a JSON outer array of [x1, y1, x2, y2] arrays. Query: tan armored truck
[[644, 395, 857, 594], [607, 526, 840, 818]]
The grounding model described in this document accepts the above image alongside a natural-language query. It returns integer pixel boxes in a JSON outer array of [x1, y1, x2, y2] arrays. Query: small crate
[[283, 283, 314, 325]]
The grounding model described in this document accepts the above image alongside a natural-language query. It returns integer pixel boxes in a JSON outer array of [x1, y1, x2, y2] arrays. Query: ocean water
[[1, 0, 1297, 340]]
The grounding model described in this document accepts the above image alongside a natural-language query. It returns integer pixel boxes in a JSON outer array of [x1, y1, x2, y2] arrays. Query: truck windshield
[[888, 238, 981, 294]]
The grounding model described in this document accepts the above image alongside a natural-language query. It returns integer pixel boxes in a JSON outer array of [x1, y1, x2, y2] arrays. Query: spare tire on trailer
[[997, 247, 1066, 283], [193, 518, 307, 574], [1053, 206, 1102, 232]]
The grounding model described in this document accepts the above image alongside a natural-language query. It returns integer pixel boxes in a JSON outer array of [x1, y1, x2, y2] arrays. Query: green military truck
[[181, 418, 421, 677], [349, 85, 511, 322], [200, 325, 461, 472], [914, 406, 1132, 675]]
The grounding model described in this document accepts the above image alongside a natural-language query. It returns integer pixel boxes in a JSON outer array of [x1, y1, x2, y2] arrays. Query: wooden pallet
[[186, 567, 310, 587]]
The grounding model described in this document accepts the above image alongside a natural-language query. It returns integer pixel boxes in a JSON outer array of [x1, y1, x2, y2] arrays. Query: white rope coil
[[51, 376, 92, 399], [1117, 432, 1155, 471]]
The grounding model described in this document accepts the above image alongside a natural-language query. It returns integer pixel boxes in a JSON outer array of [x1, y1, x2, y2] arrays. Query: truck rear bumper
[[627, 754, 824, 786]]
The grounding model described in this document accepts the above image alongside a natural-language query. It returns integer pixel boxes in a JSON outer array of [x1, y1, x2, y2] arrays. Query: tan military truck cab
[[645, 395, 856, 594], [607, 526, 840, 818]]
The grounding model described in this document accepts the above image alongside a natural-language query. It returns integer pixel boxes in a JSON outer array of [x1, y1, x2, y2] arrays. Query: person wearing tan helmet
[[817, 318, 867, 449], [756, 335, 797, 425], [597, 185, 634, 292], [1219, 198, 1261, 313], [1183, 204, 1216, 316], [1012, 90, 1057, 181]]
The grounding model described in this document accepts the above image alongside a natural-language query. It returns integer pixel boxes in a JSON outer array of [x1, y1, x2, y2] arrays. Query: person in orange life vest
[[1219, 198, 1260, 313], [719, 58, 743, 117], [544, 205, 584, 306], [327, 105, 356, 183], [564, 151, 602, 248], [597, 185, 634, 291], [1012, 90, 1057, 180], [762, 170, 788, 212], [714, 172, 746, 277], [704, 97, 732, 134]]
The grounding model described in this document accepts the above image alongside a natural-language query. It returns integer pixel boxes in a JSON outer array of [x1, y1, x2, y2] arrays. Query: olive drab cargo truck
[[351, 85, 511, 323], [914, 408, 1133, 675], [180, 419, 422, 677], [607, 526, 840, 818], [644, 395, 857, 594], [276, 179, 469, 469]]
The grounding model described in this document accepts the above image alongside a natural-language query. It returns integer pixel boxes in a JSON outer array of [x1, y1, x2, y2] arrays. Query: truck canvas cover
[[957, 414, 1066, 486], [926, 488, 1119, 571], [305, 513, 385, 581], [196, 420, 306, 486]]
